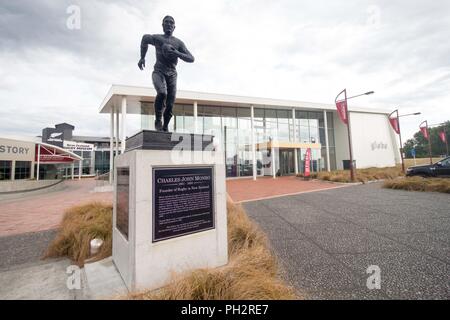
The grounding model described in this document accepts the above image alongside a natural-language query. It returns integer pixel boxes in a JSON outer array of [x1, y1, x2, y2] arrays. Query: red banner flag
[[389, 117, 400, 134], [335, 100, 348, 125], [420, 126, 429, 139], [439, 131, 447, 143], [304, 148, 311, 177]]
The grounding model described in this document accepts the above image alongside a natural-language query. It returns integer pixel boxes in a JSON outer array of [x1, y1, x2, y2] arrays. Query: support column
[[79, 160, 82, 180], [37, 144, 41, 181], [116, 108, 120, 157], [272, 146, 276, 179], [11, 161, 16, 181], [121, 96, 127, 154], [292, 108, 298, 175], [71, 163, 74, 180], [323, 110, 331, 172], [193, 101, 198, 134], [251, 105, 256, 180], [109, 108, 114, 184], [30, 160, 35, 180], [90, 150, 95, 175]]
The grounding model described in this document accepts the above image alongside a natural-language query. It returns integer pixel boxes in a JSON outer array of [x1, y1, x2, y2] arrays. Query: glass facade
[[0, 160, 12, 180], [141, 103, 337, 177], [15, 161, 31, 180], [94, 150, 111, 175]]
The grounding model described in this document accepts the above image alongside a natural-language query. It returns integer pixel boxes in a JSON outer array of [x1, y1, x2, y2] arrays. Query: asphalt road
[[0, 229, 58, 271], [243, 182, 450, 299]]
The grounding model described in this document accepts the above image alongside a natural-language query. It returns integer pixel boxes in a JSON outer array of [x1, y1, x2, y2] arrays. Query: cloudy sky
[[1, 0, 449, 142]]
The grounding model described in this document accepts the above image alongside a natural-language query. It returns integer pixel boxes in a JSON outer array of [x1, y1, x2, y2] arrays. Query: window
[[309, 119, 319, 143], [276, 110, 290, 141], [15, 161, 31, 180], [0, 160, 12, 180]]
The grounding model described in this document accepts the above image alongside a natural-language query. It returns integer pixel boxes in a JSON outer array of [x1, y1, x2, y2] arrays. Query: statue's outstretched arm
[[177, 42, 195, 63], [138, 34, 155, 70]]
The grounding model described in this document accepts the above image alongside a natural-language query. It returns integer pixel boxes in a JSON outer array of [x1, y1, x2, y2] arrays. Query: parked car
[[406, 156, 450, 177]]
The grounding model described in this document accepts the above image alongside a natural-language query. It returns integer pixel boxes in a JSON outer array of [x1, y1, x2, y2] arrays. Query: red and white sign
[[389, 117, 400, 134], [439, 131, 447, 143], [304, 148, 311, 177], [420, 126, 429, 140], [335, 100, 348, 125]]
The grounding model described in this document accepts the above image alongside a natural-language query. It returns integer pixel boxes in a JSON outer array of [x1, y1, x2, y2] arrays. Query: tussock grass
[[128, 201, 297, 300], [297, 166, 404, 183], [46, 200, 296, 299], [404, 158, 443, 167], [44, 202, 112, 266], [383, 177, 450, 193]]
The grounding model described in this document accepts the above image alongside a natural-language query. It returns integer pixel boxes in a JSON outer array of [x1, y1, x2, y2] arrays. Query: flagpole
[[445, 127, 449, 156], [389, 109, 405, 173], [420, 120, 433, 165], [428, 121, 432, 164], [335, 89, 373, 182], [344, 89, 356, 181]]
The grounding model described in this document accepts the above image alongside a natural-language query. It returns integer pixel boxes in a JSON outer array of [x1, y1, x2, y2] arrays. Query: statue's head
[[162, 16, 175, 36]]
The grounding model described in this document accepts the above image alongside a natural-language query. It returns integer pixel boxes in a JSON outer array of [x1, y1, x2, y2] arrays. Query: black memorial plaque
[[153, 166, 214, 242], [116, 167, 130, 240]]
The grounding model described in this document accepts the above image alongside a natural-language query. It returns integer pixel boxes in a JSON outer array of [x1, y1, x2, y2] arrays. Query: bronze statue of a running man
[[138, 15, 194, 132]]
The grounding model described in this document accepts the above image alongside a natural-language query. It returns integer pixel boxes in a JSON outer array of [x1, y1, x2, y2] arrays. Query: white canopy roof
[[99, 84, 391, 115]]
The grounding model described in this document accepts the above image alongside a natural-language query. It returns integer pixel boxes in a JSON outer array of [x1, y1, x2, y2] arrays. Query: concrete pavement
[[243, 182, 450, 299]]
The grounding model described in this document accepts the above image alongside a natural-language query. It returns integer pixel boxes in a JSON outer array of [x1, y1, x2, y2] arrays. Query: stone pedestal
[[112, 131, 228, 291]]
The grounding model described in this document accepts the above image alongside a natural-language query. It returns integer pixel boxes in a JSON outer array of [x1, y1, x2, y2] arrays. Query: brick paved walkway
[[0, 176, 343, 236], [0, 179, 112, 237], [226, 176, 349, 203]]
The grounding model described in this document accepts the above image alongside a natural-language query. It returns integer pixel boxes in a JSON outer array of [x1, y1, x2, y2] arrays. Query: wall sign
[[42, 130, 65, 148], [371, 141, 388, 151], [0, 138, 35, 161], [152, 166, 214, 242], [63, 141, 94, 152]]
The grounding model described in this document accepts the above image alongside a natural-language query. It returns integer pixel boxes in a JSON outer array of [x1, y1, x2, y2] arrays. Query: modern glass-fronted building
[[100, 85, 401, 182], [140, 103, 336, 177]]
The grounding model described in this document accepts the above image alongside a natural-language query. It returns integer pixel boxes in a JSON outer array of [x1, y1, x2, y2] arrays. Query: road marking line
[[232, 184, 352, 203]]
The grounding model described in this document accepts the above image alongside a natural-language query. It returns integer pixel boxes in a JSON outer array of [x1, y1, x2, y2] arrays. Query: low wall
[[0, 179, 63, 194]]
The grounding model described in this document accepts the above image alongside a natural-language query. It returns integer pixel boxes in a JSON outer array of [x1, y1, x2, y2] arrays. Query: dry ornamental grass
[[129, 201, 297, 300], [45, 200, 297, 299], [45, 202, 113, 266], [383, 177, 450, 193], [298, 166, 404, 183]]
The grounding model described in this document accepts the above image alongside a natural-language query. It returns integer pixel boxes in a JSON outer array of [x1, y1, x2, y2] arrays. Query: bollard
[[90, 238, 104, 256]]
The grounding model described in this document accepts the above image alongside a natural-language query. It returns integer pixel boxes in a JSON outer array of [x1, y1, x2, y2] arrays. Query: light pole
[[335, 89, 374, 181], [442, 126, 449, 156], [389, 110, 421, 173]]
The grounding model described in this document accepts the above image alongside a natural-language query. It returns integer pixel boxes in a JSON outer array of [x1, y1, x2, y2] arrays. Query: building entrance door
[[279, 149, 296, 176]]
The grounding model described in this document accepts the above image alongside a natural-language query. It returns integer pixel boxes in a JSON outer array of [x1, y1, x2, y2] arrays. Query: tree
[[403, 120, 450, 158]]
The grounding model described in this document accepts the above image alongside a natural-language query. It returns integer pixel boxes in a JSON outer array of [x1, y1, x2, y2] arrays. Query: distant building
[[99, 85, 401, 181], [40, 123, 116, 177]]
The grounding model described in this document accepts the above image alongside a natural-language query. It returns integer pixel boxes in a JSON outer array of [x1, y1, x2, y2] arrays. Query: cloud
[[0, 0, 449, 142]]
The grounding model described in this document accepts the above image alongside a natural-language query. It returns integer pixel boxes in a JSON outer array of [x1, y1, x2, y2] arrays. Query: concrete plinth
[[113, 133, 227, 292]]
